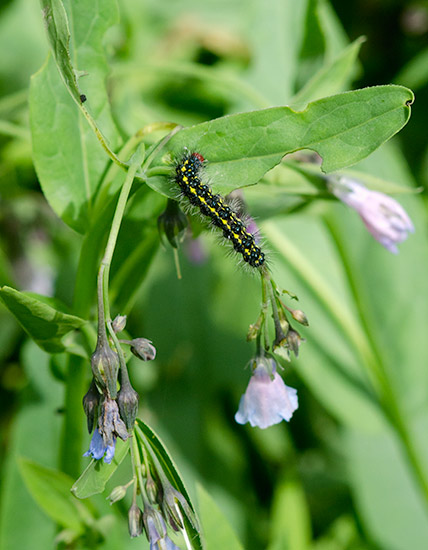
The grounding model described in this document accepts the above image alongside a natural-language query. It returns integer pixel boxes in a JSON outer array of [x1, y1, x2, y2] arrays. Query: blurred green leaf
[[148, 85, 413, 198], [345, 423, 428, 550], [0, 342, 63, 550], [0, 286, 86, 353], [71, 438, 130, 499], [244, 0, 309, 105], [30, 0, 120, 233], [197, 483, 244, 550], [267, 476, 312, 550], [19, 458, 87, 534], [291, 37, 365, 107], [395, 47, 428, 91]]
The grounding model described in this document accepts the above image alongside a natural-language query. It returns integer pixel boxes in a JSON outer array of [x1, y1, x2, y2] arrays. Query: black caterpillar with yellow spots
[[174, 152, 265, 269]]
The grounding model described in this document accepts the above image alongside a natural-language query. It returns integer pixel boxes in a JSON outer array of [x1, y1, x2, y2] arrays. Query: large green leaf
[[197, 484, 244, 550], [148, 85, 413, 198], [71, 437, 130, 499], [0, 342, 63, 550], [30, 0, 120, 233], [19, 458, 88, 534], [136, 419, 203, 550], [0, 286, 86, 353]]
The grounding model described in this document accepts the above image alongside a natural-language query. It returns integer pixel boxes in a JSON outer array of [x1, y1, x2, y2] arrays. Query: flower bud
[[142, 504, 167, 543], [107, 484, 128, 505], [247, 315, 262, 342], [289, 308, 309, 326], [99, 397, 129, 444], [158, 199, 188, 249], [117, 380, 139, 431], [287, 328, 302, 357], [128, 503, 143, 538], [130, 338, 156, 362], [160, 483, 197, 532], [82, 379, 100, 433], [145, 474, 159, 504], [112, 314, 127, 333], [91, 343, 119, 398]]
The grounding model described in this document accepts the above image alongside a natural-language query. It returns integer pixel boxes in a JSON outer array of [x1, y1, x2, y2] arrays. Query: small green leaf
[[197, 484, 244, 550], [71, 438, 130, 499], [19, 458, 86, 534], [136, 419, 203, 550], [148, 86, 413, 198], [267, 476, 312, 550], [0, 286, 86, 353]]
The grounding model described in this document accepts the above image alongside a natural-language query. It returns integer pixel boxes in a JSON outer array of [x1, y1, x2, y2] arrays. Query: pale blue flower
[[329, 175, 414, 253], [235, 359, 298, 429], [83, 428, 116, 464]]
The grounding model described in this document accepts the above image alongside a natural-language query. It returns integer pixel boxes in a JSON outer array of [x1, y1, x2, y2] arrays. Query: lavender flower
[[328, 175, 414, 253], [83, 397, 128, 464], [235, 358, 298, 429]]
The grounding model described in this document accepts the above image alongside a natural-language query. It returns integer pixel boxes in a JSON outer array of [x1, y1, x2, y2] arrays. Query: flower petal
[[235, 362, 298, 429]]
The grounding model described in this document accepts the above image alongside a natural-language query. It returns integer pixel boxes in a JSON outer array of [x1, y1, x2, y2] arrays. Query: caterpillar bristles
[[173, 151, 266, 270]]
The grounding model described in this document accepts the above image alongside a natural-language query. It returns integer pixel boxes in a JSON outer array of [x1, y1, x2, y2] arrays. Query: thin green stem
[[99, 161, 140, 322], [93, 122, 179, 214]]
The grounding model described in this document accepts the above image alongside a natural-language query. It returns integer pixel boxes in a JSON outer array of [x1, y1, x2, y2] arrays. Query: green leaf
[[30, 0, 120, 233], [345, 422, 428, 549], [0, 286, 86, 353], [0, 342, 63, 550], [40, 0, 81, 104], [244, 0, 309, 105], [136, 419, 203, 550], [18, 458, 87, 534], [291, 37, 365, 107], [196, 484, 244, 550], [267, 476, 312, 550], [71, 437, 130, 499], [148, 85, 413, 198]]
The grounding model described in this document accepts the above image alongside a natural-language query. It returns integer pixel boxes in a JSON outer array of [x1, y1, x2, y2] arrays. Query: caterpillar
[[174, 152, 265, 269]]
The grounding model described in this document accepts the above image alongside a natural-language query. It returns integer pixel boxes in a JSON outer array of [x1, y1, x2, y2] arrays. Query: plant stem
[[61, 161, 139, 477], [99, 161, 140, 322]]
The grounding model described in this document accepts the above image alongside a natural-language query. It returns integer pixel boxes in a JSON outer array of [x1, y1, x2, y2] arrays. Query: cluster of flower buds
[[83, 314, 157, 464], [106, 427, 197, 550]]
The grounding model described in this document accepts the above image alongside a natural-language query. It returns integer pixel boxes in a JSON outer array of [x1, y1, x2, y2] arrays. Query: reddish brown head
[[192, 152, 205, 163]]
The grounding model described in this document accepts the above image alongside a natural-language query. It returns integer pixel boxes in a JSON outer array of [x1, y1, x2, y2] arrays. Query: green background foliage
[[0, 0, 427, 549]]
